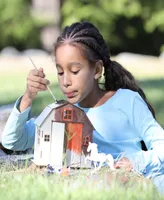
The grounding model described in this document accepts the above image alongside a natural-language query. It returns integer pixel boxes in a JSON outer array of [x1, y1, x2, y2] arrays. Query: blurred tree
[[0, 0, 45, 50], [31, 0, 61, 52], [61, 0, 164, 55]]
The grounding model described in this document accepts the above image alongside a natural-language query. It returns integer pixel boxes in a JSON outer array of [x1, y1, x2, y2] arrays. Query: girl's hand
[[114, 157, 133, 172], [19, 67, 50, 112], [25, 67, 50, 100]]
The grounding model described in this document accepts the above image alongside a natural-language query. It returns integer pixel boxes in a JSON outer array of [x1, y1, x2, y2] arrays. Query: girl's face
[[55, 44, 101, 107]]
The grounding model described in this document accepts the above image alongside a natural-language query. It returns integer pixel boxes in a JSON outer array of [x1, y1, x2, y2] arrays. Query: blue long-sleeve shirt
[[2, 89, 164, 179]]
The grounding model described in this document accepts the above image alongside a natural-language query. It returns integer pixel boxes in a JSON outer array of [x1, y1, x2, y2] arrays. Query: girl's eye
[[72, 71, 79, 75], [58, 72, 64, 76]]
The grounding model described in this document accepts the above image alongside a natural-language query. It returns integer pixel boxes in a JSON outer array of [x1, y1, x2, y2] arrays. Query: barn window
[[63, 108, 73, 121], [83, 136, 91, 146], [44, 134, 50, 142]]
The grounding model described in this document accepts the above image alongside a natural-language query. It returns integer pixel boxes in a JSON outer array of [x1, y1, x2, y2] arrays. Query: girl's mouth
[[65, 92, 75, 98]]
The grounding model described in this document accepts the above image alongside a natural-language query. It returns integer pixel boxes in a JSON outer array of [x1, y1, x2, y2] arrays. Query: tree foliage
[[61, 0, 164, 55], [0, 0, 44, 50]]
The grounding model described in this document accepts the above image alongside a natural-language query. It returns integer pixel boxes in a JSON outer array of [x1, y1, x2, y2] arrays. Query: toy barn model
[[33, 100, 94, 168]]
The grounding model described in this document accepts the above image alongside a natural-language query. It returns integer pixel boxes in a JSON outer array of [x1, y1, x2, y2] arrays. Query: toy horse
[[85, 142, 115, 171]]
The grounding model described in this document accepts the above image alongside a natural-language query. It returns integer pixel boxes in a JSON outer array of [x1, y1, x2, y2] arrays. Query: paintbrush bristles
[[28, 57, 58, 103]]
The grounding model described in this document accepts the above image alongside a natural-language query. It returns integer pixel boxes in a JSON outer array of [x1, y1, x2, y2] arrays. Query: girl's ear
[[94, 60, 103, 80]]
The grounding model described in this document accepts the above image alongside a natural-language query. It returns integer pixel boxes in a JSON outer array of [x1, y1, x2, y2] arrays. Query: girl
[[2, 21, 164, 193]]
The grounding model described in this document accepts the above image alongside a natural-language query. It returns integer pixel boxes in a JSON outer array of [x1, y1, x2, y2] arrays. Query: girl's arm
[[2, 96, 35, 151], [128, 93, 164, 178], [2, 67, 50, 151]]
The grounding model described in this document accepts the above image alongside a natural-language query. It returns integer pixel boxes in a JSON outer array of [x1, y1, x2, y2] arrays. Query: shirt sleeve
[[2, 96, 35, 151], [127, 93, 164, 178]]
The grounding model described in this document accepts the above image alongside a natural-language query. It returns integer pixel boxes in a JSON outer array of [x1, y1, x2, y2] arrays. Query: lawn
[[0, 164, 163, 200]]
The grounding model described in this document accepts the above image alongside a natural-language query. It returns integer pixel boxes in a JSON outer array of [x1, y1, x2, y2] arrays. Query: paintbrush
[[28, 57, 58, 103]]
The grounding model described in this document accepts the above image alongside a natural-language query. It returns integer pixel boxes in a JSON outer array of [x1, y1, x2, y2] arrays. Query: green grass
[[0, 72, 27, 105], [0, 167, 163, 200], [139, 79, 164, 126]]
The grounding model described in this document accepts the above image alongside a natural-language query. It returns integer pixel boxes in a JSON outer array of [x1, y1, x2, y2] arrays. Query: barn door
[[66, 123, 83, 154], [50, 122, 65, 168]]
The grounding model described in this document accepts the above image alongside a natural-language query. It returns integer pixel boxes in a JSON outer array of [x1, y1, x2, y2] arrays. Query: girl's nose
[[63, 74, 71, 88]]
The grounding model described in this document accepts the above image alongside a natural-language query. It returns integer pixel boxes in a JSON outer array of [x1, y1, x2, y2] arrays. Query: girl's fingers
[[27, 80, 48, 91], [28, 75, 50, 86], [38, 67, 44, 72], [29, 69, 45, 78], [26, 68, 50, 97], [114, 161, 133, 171]]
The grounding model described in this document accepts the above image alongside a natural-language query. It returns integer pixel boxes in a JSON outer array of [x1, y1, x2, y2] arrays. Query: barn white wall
[[41, 131, 51, 164], [50, 122, 65, 168], [33, 125, 39, 162], [33, 111, 55, 165], [40, 111, 55, 132]]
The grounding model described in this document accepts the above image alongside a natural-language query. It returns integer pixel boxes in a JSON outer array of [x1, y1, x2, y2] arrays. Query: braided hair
[[54, 21, 155, 118]]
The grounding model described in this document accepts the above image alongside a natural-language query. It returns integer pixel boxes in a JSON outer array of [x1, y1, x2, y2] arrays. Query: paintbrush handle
[[28, 57, 58, 103], [47, 86, 58, 102]]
